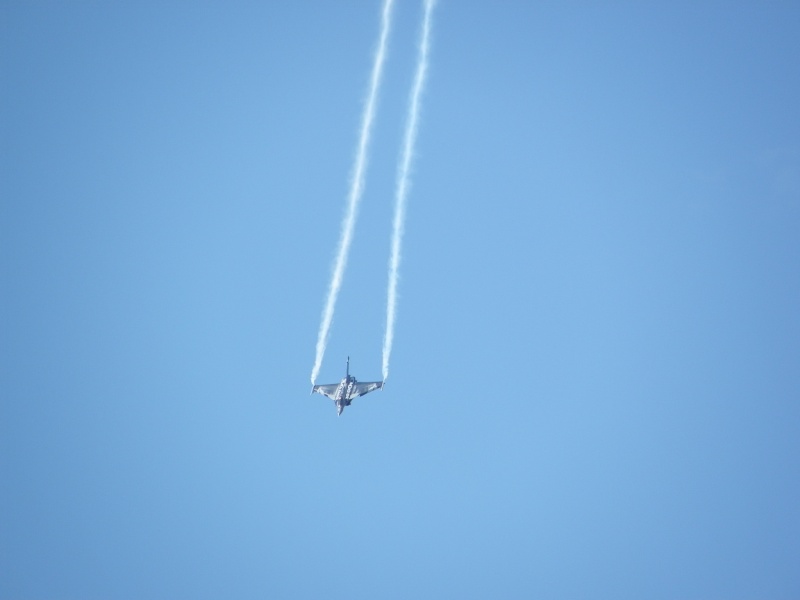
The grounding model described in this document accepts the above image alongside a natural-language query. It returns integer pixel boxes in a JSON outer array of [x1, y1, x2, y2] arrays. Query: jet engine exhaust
[[311, 0, 395, 385], [382, 0, 436, 382]]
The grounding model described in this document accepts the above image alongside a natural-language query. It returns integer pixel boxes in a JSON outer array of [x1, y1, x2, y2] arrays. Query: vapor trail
[[311, 0, 395, 385], [382, 0, 436, 382]]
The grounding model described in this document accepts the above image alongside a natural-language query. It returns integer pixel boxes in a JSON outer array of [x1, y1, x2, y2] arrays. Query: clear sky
[[2, 2, 799, 598]]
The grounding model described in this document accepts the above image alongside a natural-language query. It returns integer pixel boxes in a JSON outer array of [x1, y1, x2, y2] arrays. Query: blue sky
[[2, 2, 799, 598]]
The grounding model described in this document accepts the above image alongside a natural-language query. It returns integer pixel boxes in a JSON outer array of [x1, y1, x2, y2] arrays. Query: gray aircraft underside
[[311, 357, 383, 416]]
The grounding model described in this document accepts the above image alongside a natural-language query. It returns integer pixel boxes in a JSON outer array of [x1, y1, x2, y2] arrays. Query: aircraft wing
[[312, 384, 339, 400], [352, 381, 383, 398]]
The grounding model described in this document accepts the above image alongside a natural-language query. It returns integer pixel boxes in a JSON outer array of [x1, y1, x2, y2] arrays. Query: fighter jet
[[311, 357, 384, 416]]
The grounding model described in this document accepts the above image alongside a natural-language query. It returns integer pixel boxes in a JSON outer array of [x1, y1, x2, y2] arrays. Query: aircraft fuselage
[[334, 376, 358, 414]]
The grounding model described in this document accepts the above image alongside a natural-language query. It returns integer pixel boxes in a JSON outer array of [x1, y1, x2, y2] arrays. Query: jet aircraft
[[311, 357, 384, 416]]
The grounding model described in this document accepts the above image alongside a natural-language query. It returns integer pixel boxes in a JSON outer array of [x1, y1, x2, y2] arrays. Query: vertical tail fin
[[347, 356, 350, 377]]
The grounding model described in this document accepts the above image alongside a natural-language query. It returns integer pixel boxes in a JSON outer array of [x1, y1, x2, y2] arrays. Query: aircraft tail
[[347, 356, 350, 377]]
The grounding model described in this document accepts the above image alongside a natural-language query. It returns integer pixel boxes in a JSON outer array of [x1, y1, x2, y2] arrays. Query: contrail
[[382, 0, 436, 382], [311, 0, 395, 385]]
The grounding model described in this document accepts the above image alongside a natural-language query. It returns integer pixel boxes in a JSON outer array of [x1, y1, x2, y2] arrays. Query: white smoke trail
[[311, 0, 395, 385], [382, 0, 436, 382]]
